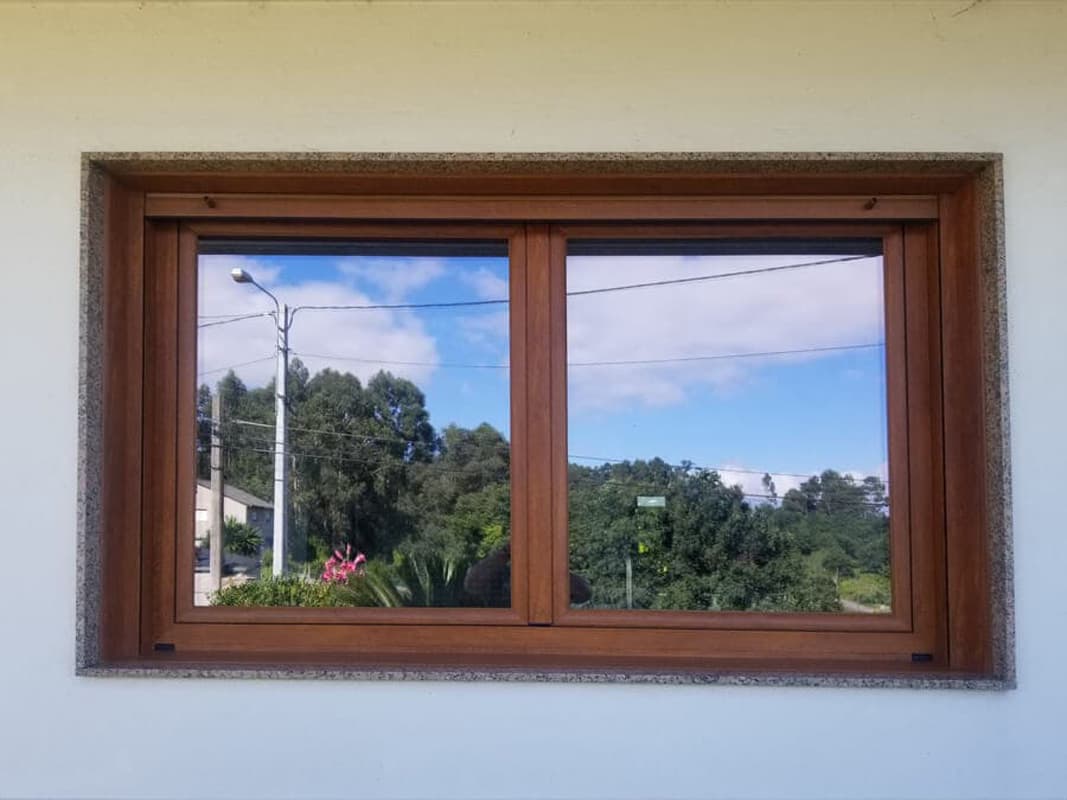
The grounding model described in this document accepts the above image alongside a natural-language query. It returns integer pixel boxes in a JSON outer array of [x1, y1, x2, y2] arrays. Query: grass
[[838, 572, 892, 608]]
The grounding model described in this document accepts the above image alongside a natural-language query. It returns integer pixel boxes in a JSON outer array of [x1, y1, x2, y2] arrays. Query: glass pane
[[566, 240, 891, 613], [192, 241, 512, 608]]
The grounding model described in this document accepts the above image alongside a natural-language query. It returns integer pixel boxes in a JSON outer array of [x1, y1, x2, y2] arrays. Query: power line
[[291, 341, 884, 372], [225, 443, 501, 478], [199, 311, 272, 320], [568, 458, 888, 491], [230, 418, 436, 449], [200, 340, 880, 386], [198, 311, 274, 329], [226, 443, 886, 506], [225, 434, 440, 469], [294, 298, 506, 313], [226, 418, 883, 487], [567, 454, 816, 480], [198, 355, 276, 377], [293, 352, 508, 370], [228, 444, 406, 470], [567, 254, 870, 298], [569, 342, 883, 368], [270, 254, 873, 315], [221, 438, 887, 508], [570, 474, 888, 508]]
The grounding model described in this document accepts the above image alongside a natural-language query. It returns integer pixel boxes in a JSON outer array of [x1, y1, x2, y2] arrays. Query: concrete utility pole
[[270, 302, 290, 577], [209, 392, 224, 593], [230, 268, 289, 577]]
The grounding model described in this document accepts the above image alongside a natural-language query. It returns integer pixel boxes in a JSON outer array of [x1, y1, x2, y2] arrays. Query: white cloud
[[716, 466, 807, 502], [716, 460, 890, 505], [566, 254, 885, 411], [337, 257, 445, 302], [458, 310, 510, 359], [197, 255, 439, 389], [459, 267, 508, 300]]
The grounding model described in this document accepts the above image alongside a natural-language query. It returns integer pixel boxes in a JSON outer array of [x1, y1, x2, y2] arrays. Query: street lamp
[[231, 267, 290, 577]]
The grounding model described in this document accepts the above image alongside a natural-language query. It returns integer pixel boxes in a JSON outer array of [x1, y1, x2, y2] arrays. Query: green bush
[[211, 576, 351, 607], [224, 516, 262, 557], [211, 552, 474, 609], [839, 572, 892, 607]]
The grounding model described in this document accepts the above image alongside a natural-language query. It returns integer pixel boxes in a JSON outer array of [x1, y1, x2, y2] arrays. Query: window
[[84, 155, 1009, 681]]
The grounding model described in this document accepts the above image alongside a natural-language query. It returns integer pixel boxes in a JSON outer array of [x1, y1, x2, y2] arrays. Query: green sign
[[636, 496, 666, 508]]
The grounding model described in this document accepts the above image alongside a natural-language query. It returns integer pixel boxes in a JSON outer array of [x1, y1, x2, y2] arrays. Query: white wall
[[1, 2, 1065, 798]]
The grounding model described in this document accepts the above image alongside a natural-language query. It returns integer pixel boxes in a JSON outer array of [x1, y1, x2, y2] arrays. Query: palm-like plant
[[339, 553, 468, 607]]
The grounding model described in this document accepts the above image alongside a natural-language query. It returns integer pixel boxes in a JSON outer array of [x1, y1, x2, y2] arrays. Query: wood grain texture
[[147, 621, 937, 668], [146, 193, 938, 222], [140, 221, 180, 654], [507, 228, 530, 621], [525, 225, 554, 624], [883, 228, 915, 632], [904, 223, 949, 662], [114, 169, 971, 197], [183, 220, 522, 241], [940, 186, 992, 674], [556, 222, 902, 239], [174, 226, 198, 618], [99, 177, 145, 662], [549, 227, 570, 622]]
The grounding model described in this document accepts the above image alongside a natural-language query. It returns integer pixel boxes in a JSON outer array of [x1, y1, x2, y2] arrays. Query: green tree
[[286, 369, 436, 561], [402, 422, 511, 567]]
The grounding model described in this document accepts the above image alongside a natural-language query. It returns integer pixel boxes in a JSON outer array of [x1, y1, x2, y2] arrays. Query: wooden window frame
[[86, 155, 1007, 681]]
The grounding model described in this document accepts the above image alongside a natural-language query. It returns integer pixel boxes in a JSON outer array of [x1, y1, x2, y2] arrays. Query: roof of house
[[196, 480, 273, 509]]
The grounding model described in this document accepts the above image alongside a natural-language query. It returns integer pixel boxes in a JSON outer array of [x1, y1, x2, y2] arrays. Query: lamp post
[[231, 268, 290, 577]]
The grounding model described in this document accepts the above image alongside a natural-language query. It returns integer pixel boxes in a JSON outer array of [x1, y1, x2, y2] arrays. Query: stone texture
[[76, 664, 1010, 690], [87, 150, 999, 185], [76, 160, 107, 672]]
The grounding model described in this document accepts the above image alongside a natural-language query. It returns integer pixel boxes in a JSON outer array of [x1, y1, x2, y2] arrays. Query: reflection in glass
[[566, 241, 891, 613], [192, 242, 512, 608]]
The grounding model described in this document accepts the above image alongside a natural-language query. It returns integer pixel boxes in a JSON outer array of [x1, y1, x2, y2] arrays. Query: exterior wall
[[192, 484, 271, 604], [193, 483, 273, 543], [0, 2, 1064, 799]]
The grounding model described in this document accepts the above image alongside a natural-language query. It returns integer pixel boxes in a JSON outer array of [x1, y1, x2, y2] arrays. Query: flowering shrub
[[322, 545, 367, 584]]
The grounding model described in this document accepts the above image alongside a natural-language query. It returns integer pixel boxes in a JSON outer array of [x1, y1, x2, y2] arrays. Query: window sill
[[76, 661, 1014, 690]]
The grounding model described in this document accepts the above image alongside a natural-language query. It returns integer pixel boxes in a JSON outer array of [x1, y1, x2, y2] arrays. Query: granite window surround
[[76, 152, 1015, 688]]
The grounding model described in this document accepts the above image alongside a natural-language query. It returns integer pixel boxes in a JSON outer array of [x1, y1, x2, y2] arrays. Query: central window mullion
[[524, 223, 556, 624]]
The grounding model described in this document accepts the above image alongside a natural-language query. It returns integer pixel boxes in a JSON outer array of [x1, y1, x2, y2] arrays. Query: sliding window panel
[[186, 238, 515, 611], [562, 236, 902, 619]]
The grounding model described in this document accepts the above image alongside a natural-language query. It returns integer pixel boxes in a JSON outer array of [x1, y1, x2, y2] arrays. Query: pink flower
[[321, 545, 369, 583]]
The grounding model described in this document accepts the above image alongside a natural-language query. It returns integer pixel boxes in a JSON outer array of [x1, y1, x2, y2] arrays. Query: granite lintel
[[82, 150, 1002, 179]]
